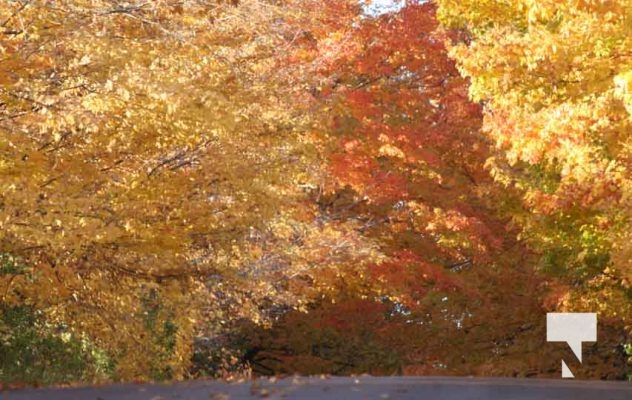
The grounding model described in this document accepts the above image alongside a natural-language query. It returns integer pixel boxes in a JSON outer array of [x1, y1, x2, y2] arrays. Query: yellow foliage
[[0, 0, 367, 379], [436, 0, 632, 321]]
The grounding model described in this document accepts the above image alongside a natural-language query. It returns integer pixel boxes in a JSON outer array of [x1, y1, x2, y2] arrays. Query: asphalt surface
[[2, 376, 632, 400]]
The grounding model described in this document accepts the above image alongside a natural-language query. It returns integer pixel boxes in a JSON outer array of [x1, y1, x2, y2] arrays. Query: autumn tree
[[232, 2, 629, 379], [0, 0, 382, 380], [435, 0, 632, 326]]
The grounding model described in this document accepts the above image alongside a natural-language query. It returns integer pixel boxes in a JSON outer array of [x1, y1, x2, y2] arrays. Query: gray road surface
[[2, 376, 632, 400]]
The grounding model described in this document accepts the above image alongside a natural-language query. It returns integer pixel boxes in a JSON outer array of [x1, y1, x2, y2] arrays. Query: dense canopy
[[0, 0, 630, 384]]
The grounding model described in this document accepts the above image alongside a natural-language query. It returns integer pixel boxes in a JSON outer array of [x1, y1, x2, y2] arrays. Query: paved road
[[2, 376, 631, 400]]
